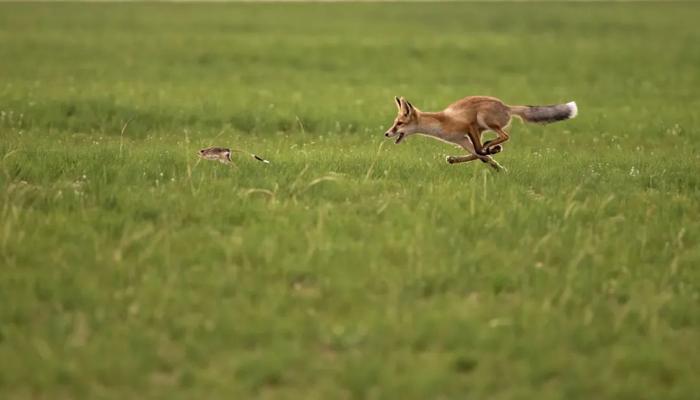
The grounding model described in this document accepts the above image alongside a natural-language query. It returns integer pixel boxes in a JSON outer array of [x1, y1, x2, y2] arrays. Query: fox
[[384, 96, 578, 171]]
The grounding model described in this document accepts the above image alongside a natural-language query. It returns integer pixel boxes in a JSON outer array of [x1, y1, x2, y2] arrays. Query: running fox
[[384, 96, 578, 171]]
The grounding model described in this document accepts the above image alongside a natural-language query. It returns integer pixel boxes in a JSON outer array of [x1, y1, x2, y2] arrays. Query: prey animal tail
[[231, 149, 271, 164], [509, 101, 578, 124]]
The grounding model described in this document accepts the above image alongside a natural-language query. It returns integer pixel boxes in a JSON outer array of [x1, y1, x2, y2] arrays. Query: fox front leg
[[446, 154, 479, 164], [448, 153, 504, 171], [455, 137, 506, 172], [446, 138, 480, 164], [466, 125, 490, 157]]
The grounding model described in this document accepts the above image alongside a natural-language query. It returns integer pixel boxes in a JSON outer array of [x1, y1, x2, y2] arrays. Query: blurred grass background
[[1, 2, 699, 399]]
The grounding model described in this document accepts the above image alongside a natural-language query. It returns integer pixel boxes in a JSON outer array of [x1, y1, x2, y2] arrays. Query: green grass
[[1, 2, 700, 399]]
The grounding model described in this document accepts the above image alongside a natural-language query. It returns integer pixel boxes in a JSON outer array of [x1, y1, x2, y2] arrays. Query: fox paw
[[446, 156, 457, 164], [488, 145, 503, 154]]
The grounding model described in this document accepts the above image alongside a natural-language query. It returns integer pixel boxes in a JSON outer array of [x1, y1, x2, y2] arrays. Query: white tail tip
[[567, 101, 578, 119]]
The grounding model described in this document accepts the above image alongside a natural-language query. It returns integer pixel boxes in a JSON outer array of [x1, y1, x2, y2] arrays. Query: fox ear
[[394, 96, 402, 110], [401, 99, 414, 117]]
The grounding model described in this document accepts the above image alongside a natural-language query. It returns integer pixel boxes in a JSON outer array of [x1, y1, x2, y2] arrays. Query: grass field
[[1, 2, 700, 399]]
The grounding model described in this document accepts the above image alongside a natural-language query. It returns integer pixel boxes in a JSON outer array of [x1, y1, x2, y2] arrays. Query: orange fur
[[384, 96, 577, 171]]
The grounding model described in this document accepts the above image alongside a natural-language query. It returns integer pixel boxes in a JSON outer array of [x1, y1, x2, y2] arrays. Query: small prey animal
[[385, 96, 578, 171], [198, 147, 270, 164]]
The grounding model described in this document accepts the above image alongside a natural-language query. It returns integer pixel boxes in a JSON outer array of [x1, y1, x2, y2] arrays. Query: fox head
[[385, 96, 418, 144]]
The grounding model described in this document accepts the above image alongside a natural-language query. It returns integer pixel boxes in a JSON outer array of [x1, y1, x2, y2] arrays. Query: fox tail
[[510, 101, 577, 124]]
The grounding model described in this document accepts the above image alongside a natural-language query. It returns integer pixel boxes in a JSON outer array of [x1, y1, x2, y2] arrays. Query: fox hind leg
[[483, 143, 503, 154], [477, 110, 511, 155], [483, 126, 510, 155]]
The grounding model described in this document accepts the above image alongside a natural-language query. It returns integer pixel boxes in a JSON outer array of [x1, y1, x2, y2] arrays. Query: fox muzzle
[[384, 130, 405, 144]]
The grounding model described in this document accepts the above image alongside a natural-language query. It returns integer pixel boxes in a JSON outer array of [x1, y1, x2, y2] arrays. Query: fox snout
[[384, 128, 406, 144]]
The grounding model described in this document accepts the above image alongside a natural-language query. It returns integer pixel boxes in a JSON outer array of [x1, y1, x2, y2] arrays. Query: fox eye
[[395, 121, 403, 126]]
